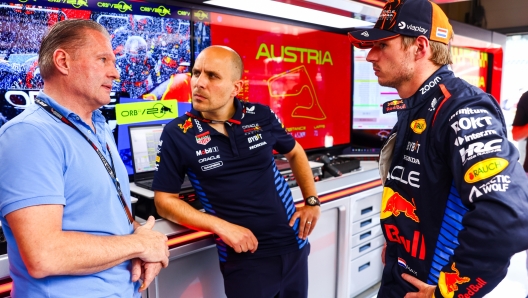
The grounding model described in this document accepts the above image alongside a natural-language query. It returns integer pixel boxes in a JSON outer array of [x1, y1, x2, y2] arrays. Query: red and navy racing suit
[[378, 65, 528, 298]]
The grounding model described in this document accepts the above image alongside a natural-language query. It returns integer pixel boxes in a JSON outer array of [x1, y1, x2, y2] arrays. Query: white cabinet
[[348, 188, 384, 298]]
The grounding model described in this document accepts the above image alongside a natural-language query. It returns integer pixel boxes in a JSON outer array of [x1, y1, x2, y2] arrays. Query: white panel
[[308, 207, 339, 298], [349, 246, 384, 298]]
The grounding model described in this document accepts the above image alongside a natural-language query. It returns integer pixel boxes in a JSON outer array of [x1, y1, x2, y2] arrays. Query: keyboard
[[135, 179, 154, 190]]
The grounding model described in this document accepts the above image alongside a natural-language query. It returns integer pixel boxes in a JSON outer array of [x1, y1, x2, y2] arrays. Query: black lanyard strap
[[35, 98, 133, 224]]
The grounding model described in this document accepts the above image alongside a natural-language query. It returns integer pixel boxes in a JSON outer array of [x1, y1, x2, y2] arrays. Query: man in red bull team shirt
[[349, 0, 528, 297]]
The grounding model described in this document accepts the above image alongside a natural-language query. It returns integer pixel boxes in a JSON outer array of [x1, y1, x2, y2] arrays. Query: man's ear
[[231, 79, 243, 97], [415, 36, 430, 60], [53, 49, 70, 76]]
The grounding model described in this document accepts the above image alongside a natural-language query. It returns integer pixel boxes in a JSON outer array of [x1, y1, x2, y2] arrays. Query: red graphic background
[[210, 13, 351, 150]]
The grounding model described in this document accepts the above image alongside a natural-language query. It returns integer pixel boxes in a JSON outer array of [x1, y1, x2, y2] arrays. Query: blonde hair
[[401, 35, 453, 66]]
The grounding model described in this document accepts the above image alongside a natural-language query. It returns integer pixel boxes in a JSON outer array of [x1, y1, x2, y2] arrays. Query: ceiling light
[[204, 0, 374, 29]]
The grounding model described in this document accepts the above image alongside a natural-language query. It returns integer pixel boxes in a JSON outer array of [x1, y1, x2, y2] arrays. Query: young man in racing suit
[[349, 0, 528, 297]]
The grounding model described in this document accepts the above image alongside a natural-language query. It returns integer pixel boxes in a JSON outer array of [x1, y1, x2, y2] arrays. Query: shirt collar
[[37, 91, 105, 124]]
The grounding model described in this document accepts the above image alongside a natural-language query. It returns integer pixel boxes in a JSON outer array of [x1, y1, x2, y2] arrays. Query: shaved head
[[199, 46, 243, 80]]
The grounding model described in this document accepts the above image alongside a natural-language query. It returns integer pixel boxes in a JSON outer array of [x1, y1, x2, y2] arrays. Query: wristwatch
[[305, 196, 321, 206]]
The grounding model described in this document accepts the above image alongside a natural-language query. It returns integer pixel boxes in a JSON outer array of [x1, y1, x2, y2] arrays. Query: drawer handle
[[358, 262, 370, 272], [359, 243, 371, 252], [361, 207, 373, 215], [360, 219, 372, 227], [359, 231, 372, 240]]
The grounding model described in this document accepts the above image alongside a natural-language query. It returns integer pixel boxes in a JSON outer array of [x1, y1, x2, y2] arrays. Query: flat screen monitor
[[450, 46, 489, 93], [0, 1, 192, 130], [350, 47, 398, 154], [201, 12, 352, 151]]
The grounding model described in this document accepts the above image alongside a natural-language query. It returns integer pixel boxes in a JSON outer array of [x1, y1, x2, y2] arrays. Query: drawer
[[351, 213, 380, 235], [350, 235, 385, 261], [351, 193, 382, 222], [349, 246, 384, 297], [351, 224, 383, 247]]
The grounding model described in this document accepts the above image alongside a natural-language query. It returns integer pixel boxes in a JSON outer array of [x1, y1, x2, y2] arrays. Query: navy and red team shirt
[[153, 98, 308, 262]]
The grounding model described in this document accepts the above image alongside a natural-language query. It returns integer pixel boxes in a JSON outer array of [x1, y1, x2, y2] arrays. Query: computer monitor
[[129, 124, 164, 174], [201, 11, 352, 152], [350, 47, 398, 154]]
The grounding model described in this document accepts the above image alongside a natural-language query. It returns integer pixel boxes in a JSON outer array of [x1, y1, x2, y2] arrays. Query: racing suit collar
[[382, 65, 454, 114]]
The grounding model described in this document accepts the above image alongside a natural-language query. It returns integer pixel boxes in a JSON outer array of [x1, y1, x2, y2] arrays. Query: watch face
[[307, 197, 318, 205]]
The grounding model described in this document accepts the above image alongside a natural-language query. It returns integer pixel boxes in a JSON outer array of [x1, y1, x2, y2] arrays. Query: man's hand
[[215, 222, 258, 253], [402, 273, 436, 298], [289, 205, 321, 240], [134, 216, 170, 267], [131, 258, 163, 291]]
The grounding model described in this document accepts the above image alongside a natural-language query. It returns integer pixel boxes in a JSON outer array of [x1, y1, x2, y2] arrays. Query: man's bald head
[[199, 46, 243, 80]]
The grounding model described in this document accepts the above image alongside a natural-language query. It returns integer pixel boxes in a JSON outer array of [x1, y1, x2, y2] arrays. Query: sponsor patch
[[381, 187, 419, 222], [387, 166, 420, 188], [454, 130, 497, 146], [469, 175, 510, 202], [383, 99, 407, 113], [451, 116, 492, 132], [407, 141, 421, 153], [193, 119, 203, 132], [247, 133, 264, 143], [198, 155, 220, 163], [420, 77, 441, 95], [201, 161, 223, 171], [404, 155, 420, 165], [410, 119, 426, 134], [464, 158, 508, 183], [449, 108, 489, 121], [196, 146, 219, 156], [196, 131, 211, 145], [178, 118, 193, 133], [438, 263, 470, 298], [249, 141, 267, 150], [459, 139, 502, 164]]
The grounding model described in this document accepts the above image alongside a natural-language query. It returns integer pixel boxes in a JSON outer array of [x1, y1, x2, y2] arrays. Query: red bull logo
[[384, 224, 426, 260], [438, 263, 470, 298], [381, 188, 419, 222], [178, 118, 193, 133], [388, 99, 404, 106]]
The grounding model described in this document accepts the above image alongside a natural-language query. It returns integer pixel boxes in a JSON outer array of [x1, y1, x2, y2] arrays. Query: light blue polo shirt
[[0, 92, 140, 297]]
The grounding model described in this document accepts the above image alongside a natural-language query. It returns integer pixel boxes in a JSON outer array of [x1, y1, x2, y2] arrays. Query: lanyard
[[35, 98, 134, 224]]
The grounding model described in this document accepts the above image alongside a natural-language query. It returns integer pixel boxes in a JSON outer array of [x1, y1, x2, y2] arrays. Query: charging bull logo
[[381, 188, 419, 222], [178, 118, 193, 133], [438, 263, 470, 298]]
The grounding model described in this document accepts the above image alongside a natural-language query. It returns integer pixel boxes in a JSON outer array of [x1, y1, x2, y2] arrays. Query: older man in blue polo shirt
[[0, 19, 169, 297]]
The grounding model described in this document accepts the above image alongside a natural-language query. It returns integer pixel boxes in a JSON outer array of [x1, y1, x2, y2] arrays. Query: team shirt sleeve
[[435, 94, 528, 298], [152, 127, 186, 193], [0, 123, 66, 216], [268, 107, 296, 154]]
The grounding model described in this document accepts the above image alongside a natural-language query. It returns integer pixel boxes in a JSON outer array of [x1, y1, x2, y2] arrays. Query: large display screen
[[0, 0, 192, 130], [450, 46, 488, 93], [0, 0, 197, 176], [207, 12, 352, 151]]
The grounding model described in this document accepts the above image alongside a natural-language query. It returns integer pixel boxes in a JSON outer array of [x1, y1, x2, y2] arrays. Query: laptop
[[128, 124, 165, 190]]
